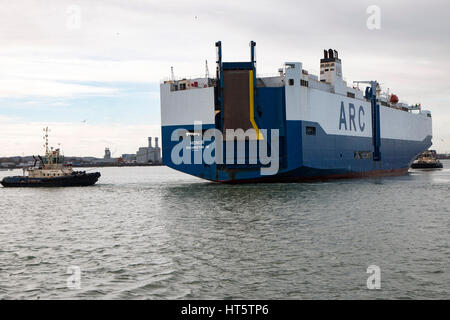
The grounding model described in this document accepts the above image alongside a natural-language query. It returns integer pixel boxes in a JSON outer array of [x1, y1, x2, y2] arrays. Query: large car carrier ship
[[160, 41, 432, 183]]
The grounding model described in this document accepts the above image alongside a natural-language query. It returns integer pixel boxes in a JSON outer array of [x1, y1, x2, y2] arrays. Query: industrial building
[[121, 154, 137, 162], [104, 148, 111, 159], [136, 137, 161, 164]]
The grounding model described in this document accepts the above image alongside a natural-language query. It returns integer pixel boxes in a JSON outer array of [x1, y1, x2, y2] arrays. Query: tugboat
[[411, 150, 443, 169], [1, 128, 101, 187]]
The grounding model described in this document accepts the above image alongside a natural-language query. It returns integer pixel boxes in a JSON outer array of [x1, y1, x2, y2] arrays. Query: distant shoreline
[[74, 163, 164, 168], [0, 163, 164, 169], [0, 155, 164, 169]]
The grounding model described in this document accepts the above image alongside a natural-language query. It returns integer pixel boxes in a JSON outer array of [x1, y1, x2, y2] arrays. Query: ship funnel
[[320, 48, 343, 85], [328, 49, 334, 59], [148, 137, 152, 148]]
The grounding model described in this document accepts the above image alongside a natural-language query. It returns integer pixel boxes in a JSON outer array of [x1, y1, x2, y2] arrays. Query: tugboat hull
[[1, 172, 101, 188], [411, 162, 443, 169]]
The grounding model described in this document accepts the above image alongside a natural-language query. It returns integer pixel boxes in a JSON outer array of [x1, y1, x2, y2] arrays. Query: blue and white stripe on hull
[[161, 121, 431, 183]]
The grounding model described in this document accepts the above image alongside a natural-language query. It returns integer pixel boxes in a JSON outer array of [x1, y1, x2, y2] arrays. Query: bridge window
[[288, 79, 294, 86]]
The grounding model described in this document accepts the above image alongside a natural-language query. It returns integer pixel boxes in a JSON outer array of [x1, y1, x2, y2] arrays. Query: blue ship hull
[[162, 121, 431, 183]]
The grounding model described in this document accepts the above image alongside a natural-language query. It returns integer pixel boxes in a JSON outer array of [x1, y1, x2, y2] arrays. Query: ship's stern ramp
[[222, 68, 253, 132]]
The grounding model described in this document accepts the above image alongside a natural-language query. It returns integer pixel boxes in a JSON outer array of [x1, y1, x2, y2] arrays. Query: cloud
[[0, 78, 117, 98], [1, 0, 450, 152], [0, 55, 198, 85]]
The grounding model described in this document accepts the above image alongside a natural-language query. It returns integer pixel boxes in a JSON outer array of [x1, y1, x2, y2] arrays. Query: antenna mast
[[43, 127, 50, 154]]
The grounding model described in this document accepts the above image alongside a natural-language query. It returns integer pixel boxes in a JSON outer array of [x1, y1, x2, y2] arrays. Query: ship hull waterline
[[162, 122, 431, 184]]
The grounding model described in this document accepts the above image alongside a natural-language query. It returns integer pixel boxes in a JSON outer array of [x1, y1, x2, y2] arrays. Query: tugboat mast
[[43, 127, 49, 154]]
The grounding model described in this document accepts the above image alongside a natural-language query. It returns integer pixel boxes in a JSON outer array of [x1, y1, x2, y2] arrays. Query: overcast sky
[[1, 0, 449, 157]]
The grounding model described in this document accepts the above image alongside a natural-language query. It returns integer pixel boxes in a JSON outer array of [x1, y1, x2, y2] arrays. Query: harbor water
[[1, 162, 449, 299]]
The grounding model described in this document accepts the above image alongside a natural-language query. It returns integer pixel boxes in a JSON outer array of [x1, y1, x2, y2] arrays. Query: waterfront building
[[104, 148, 111, 159], [136, 137, 161, 164]]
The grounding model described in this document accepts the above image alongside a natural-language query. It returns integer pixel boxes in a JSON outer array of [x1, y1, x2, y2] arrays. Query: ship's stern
[[160, 79, 218, 181]]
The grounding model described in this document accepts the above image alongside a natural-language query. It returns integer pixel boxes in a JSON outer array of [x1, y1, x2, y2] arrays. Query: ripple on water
[[0, 165, 450, 299]]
